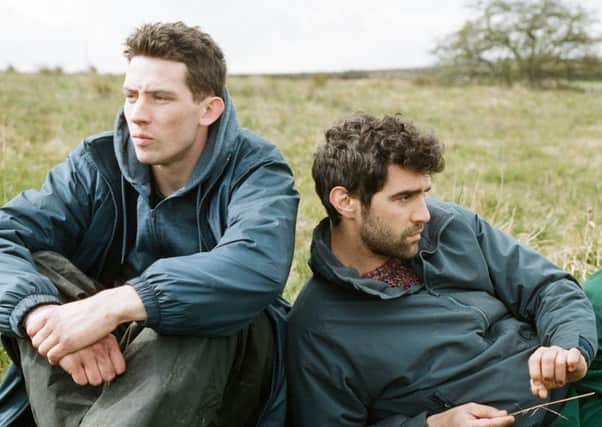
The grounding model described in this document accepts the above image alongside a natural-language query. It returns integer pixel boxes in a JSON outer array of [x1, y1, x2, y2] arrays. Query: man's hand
[[25, 285, 146, 364], [58, 334, 126, 386], [528, 345, 587, 399], [427, 403, 515, 427]]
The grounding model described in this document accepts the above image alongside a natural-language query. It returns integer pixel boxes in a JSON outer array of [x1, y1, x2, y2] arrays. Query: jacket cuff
[[128, 277, 160, 330], [578, 336, 595, 366], [10, 294, 62, 337], [402, 412, 428, 427], [549, 332, 580, 352], [550, 333, 594, 367]]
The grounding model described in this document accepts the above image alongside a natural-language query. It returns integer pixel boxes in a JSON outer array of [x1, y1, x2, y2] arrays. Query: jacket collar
[[418, 198, 454, 254], [308, 198, 454, 299]]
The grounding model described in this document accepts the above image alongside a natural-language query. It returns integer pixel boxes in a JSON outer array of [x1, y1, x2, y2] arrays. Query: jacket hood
[[308, 199, 454, 299], [113, 88, 239, 198]]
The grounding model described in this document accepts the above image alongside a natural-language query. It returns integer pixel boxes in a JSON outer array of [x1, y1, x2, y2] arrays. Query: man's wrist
[[100, 285, 147, 325]]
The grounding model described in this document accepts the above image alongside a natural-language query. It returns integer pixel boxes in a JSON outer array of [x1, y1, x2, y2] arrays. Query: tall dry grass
[[0, 71, 601, 372]]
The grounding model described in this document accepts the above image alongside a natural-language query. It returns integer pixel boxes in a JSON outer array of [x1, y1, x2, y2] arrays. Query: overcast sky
[[1, 0, 600, 75]]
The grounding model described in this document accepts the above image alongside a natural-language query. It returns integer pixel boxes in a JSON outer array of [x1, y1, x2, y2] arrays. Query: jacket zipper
[[446, 295, 490, 327], [97, 174, 119, 276], [197, 154, 232, 251]]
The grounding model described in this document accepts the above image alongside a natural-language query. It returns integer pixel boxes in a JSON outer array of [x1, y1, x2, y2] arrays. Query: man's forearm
[[25, 285, 147, 364], [98, 285, 147, 324]]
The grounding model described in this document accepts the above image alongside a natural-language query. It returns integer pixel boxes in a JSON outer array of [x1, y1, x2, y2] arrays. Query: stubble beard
[[359, 210, 422, 261]]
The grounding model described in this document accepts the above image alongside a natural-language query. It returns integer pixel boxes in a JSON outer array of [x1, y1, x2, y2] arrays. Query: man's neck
[[152, 164, 194, 197], [151, 131, 208, 197], [330, 222, 388, 276]]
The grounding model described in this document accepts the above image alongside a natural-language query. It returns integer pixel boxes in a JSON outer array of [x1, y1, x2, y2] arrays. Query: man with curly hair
[[287, 112, 601, 426], [0, 22, 298, 427]]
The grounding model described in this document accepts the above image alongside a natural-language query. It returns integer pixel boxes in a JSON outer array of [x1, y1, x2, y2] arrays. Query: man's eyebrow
[[121, 86, 176, 96], [389, 186, 431, 199]]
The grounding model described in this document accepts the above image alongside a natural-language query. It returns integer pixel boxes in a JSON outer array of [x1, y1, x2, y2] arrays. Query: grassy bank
[[1, 71, 601, 372]]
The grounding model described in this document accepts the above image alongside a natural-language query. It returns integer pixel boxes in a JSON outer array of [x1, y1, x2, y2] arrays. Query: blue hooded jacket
[[0, 90, 299, 426], [288, 199, 596, 427]]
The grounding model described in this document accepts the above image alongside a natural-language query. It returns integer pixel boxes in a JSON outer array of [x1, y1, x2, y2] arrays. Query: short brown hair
[[124, 21, 226, 100], [312, 113, 445, 224]]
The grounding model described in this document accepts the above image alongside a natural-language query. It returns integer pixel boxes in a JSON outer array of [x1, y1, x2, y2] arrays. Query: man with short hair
[[287, 113, 601, 426], [0, 22, 298, 427]]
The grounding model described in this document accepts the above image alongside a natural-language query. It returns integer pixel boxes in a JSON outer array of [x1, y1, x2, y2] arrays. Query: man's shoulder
[[288, 274, 352, 333], [63, 131, 114, 163], [71, 131, 122, 179], [235, 128, 286, 161], [427, 198, 473, 217], [81, 131, 115, 150], [426, 198, 478, 229]]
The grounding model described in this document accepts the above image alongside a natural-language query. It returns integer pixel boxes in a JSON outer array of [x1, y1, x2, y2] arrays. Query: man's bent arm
[[0, 146, 95, 337], [127, 148, 299, 337], [470, 210, 597, 360], [25, 285, 146, 363]]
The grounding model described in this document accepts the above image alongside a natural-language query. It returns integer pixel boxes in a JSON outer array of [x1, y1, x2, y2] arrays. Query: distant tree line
[[434, 0, 602, 85]]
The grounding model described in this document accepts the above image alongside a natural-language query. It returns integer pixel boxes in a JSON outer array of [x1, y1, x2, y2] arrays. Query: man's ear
[[199, 96, 225, 127], [329, 186, 360, 220]]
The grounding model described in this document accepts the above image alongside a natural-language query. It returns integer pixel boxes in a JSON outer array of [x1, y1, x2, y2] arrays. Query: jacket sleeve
[[287, 328, 428, 427], [0, 146, 94, 337], [128, 151, 299, 336], [473, 212, 598, 363]]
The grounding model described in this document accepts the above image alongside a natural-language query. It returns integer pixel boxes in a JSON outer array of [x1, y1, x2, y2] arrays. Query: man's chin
[[132, 150, 155, 165], [399, 243, 419, 260]]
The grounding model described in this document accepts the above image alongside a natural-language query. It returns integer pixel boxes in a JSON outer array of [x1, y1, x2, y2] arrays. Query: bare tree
[[434, 0, 601, 84]]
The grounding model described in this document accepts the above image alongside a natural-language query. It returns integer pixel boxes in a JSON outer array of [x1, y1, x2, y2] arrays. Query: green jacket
[[288, 199, 596, 427]]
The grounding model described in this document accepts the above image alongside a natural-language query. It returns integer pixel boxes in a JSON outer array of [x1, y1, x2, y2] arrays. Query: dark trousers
[[8, 252, 274, 427]]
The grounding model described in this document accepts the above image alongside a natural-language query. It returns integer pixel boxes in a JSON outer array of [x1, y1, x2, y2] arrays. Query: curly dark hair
[[312, 113, 445, 224], [124, 21, 226, 100]]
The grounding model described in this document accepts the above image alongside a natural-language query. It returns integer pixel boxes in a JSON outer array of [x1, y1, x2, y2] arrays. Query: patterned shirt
[[362, 257, 422, 288]]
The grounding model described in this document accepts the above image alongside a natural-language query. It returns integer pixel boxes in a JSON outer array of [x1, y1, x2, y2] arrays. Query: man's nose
[[127, 98, 150, 124], [411, 196, 431, 224]]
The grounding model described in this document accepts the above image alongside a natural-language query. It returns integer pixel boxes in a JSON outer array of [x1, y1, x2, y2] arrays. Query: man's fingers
[[108, 341, 126, 375], [25, 315, 45, 338], [528, 348, 549, 399], [468, 403, 509, 418], [46, 342, 69, 365], [468, 404, 515, 426], [567, 348, 582, 372], [96, 353, 117, 383], [24, 305, 58, 337], [540, 349, 557, 385], [35, 335, 61, 360], [82, 358, 103, 386], [59, 355, 88, 386], [530, 379, 548, 400], [30, 326, 52, 349], [69, 362, 88, 386], [528, 347, 544, 383], [554, 350, 567, 386]]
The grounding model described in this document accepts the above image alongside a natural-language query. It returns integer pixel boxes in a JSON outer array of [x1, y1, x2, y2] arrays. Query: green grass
[[1, 72, 601, 373]]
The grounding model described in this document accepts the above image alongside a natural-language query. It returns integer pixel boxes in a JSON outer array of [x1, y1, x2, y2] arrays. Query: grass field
[[1, 71, 601, 373]]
